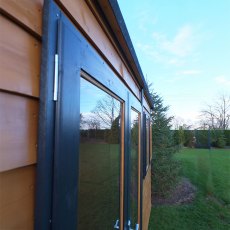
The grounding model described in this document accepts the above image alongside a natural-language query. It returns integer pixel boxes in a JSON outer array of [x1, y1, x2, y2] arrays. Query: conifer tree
[[150, 91, 181, 198]]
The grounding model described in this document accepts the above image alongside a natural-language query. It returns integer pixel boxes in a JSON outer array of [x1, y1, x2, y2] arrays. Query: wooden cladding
[[143, 95, 151, 113], [0, 1, 152, 229], [0, 2, 40, 228], [57, 0, 121, 73], [0, 92, 38, 172], [56, 0, 140, 99], [0, 0, 44, 36], [0, 15, 41, 97], [150, 124, 153, 161], [142, 166, 152, 230], [0, 165, 35, 229]]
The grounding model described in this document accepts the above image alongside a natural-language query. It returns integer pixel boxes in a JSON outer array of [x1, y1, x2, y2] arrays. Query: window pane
[[79, 77, 121, 229], [130, 109, 139, 226], [146, 116, 150, 169]]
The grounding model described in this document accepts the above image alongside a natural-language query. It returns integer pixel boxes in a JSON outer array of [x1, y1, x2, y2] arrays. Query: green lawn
[[149, 148, 230, 230], [79, 143, 120, 229]]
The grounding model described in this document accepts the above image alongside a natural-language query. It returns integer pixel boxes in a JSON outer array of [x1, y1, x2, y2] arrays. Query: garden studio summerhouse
[[0, 0, 153, 229]]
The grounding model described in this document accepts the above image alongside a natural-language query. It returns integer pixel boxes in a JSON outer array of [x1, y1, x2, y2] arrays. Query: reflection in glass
[[79, 77, 121, 229], [146, 116, 150, 170], [130, 109, 139, 227]]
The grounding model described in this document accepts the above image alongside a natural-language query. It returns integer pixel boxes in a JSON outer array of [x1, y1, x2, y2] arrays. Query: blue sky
[[117, 0, 230, 126]]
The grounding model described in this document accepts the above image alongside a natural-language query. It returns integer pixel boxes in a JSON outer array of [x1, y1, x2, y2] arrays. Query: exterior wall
[[0, 0, 43, 228], [142, 107, 152, 230], [143, 95, 151, 113], [142, 165, 152, 230], [0, 0, 152, 229], [56, 0, 141, 100], [55, 2, 152, 228]]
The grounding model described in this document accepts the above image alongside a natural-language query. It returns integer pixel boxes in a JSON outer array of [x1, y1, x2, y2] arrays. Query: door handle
[[114, 219, 119, 229], [128, 220, 139, 230], [128, 220, 133, 230]]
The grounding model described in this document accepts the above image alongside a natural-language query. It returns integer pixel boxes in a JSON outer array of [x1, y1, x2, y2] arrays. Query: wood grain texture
[[0, 15, 41, 97], [57, 0, 140, 100], [95, 0, 145, 95], [0, 165, 35, 229], [143, 95, 151, 113], [150, 124, 153, 161], [142, 166, 151, 230], [122, 65, 140, 100], [57, 0, 119, 71], [0, 0, 43, 35], [0, 92, 38, 172]]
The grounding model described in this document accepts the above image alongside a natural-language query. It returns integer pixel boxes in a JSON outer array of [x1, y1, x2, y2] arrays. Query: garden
[[149, 90, 230, 229], [149, 148, 230, 230]]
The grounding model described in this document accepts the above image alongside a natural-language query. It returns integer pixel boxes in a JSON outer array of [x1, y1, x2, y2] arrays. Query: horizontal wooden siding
[[0, 0, 43, 229]]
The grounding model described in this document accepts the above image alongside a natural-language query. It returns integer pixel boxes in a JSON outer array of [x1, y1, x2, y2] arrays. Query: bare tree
[[171, 116, 184, 130], [200, 94, 230, 130], [80, 113, 87, 129], [171, 116, 193, 130], [92, 95, 120, 129], [86, 116, 101, 130]]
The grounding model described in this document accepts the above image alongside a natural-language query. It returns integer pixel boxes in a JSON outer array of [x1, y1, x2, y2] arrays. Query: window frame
[[36, 1, 152, 229], [143, 111, 151, 177]]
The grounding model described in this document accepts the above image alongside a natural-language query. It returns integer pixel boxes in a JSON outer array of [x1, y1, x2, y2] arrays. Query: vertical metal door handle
[[128, 220, 133, 230], [114, 219, 119, 229]]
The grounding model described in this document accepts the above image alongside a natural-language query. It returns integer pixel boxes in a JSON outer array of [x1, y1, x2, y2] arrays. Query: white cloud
[[162, 26, 192, 56], [165, 76, 184, 83], [136, 42, 185, 66], [215, 75, 230, 86], [135, 10, 158, 32], [153, 25, 200, 57], [168, 58, 184, 66], [165, 72, 201, 84], [136, 43, 163, 62], [136, 24, 202, 66], [177, 70, 202, 75]]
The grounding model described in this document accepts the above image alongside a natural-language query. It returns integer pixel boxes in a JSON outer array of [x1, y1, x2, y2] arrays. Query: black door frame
[[35, 1, 146, 229], [129, 96, 142, 229]]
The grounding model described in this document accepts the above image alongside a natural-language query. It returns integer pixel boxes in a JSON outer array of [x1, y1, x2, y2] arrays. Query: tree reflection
[[80, 94, 121, 144], [79, 78, 121, 229], [130, 110, 139, 227], [92, 95, 120, 129]]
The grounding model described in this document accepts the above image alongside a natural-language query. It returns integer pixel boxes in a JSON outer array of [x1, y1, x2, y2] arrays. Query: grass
[[79, 143, 120, 229], [149, 148, 230, 230]]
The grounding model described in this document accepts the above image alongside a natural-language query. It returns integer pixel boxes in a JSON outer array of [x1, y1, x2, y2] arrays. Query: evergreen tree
[[108, 116, 120, 144], [150, 91, 181, 198]]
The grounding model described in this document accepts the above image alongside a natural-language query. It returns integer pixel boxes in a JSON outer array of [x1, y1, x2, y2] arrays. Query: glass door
[[48, 10, 129, 229], [129, 109, 140, 230], [79, 76, 123, 229]]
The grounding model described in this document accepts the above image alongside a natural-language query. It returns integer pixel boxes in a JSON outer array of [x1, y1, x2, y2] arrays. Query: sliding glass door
[[79, 77, 122, 229], [47, 11, 145, 229], [130, 109, 140, 230]]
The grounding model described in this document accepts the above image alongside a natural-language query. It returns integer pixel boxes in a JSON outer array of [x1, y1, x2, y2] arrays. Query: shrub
[[217, 135, 226, 148], [195, 130, 210, 148], [224, 130, 230, 146], [212, 130, 226, 148], [184, 130, 195, 147]]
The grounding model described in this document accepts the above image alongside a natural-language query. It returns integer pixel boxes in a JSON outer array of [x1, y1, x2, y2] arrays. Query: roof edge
[[97, 0, 154, 109]]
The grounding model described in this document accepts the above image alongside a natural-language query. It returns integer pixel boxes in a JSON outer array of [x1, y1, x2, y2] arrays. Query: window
[[79, 77, 122, 229], [130, 109, 140, 227], [146, 116, 150, 169], [143, 113, 151, 176]]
